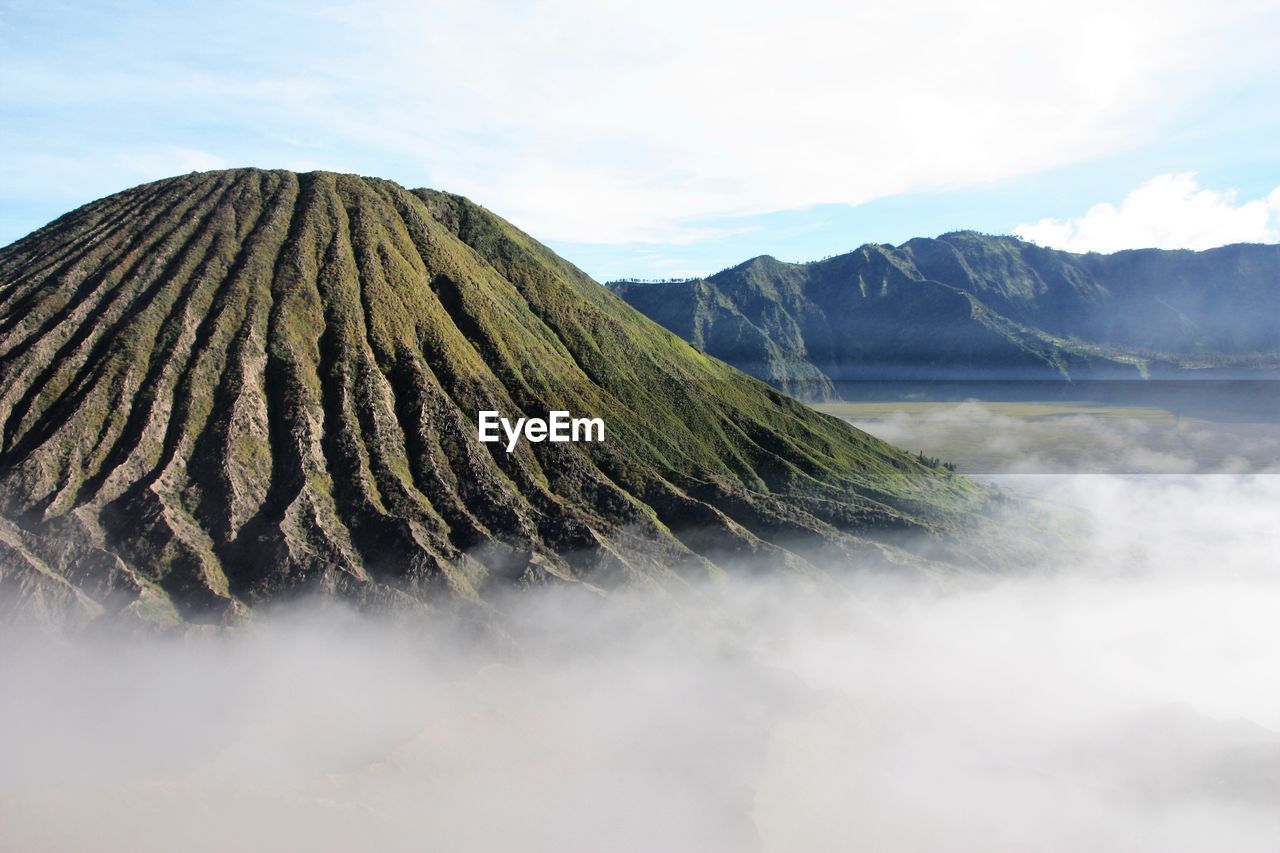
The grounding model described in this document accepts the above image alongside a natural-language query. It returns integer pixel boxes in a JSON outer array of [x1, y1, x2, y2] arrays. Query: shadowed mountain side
[[610, 235, 1280, 398], [0, 169, 988, 627]]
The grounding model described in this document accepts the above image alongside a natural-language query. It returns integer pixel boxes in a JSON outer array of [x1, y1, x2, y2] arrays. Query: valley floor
[[814, 379, 1280, 475]]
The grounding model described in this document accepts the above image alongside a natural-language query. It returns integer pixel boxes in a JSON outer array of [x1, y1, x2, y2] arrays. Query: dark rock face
[[0, 170, 981, 626], [611, 233, 1280, 397]]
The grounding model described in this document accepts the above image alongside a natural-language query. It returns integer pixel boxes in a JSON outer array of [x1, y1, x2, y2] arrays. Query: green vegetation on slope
[[0, 170, 986, 626]]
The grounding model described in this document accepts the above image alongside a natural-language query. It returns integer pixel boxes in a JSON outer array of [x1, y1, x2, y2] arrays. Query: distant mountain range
[[610, 234, 1280, 398], [0, 170, 987, 626]]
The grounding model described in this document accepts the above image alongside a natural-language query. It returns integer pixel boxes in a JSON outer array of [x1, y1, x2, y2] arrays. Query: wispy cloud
[[364, 0, 1263, 243], [1015, 173, 1280, 252], [3, 0, 1278, 245], [116, 145, 229, 178]]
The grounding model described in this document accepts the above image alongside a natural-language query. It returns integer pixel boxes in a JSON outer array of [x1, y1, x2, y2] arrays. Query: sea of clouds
[[2, 466, 1278, 851]]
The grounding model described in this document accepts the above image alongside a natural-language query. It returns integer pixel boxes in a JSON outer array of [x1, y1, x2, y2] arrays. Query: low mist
[[3, 473, 1279, 852], [844, 400, 1280, 474]]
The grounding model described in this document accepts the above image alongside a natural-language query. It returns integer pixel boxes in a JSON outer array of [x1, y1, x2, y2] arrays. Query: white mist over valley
[[4, 443, 1278, 851]]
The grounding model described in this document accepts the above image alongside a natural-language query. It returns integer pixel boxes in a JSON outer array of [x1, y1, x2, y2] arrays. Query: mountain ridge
[[610, 233, 1280, 398]]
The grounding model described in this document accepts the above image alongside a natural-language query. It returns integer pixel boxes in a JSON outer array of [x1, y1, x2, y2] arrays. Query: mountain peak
[[0, 169, 982, 626]]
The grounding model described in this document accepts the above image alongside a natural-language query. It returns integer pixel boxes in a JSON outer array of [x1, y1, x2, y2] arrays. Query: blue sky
[[2, 0, 1278, 281]]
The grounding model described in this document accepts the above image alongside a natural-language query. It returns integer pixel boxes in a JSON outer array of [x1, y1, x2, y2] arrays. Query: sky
[[1, 0, 1278, 281]]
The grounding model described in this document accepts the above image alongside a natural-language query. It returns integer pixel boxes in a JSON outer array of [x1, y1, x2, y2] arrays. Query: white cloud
[[345, 0, 1240, 243], [116, 146, 230, 179], [4, 0, 1278, 245], [1015, 173, 1280, 253]]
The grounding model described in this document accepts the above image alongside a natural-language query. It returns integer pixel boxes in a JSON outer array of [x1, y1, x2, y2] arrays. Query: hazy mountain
[[0, 170, 985, 627], [611, 233, 1280, 398]]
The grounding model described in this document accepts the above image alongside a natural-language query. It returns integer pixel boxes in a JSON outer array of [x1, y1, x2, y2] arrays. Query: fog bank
[[844, 400, 1280, 474], [2, 473, 1279, 852]]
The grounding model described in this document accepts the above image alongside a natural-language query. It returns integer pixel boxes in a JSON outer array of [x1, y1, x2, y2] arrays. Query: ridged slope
[[611, 234, 1280, 395], [0, 169, 981, 626]]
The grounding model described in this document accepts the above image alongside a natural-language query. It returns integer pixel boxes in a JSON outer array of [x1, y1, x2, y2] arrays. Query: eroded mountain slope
[[0, 170, 983, 626]]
